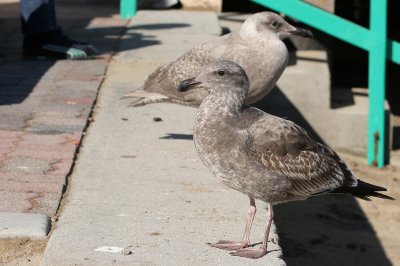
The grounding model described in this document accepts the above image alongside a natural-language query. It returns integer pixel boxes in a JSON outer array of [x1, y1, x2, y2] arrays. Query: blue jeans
[[20, 0, 58, 35]]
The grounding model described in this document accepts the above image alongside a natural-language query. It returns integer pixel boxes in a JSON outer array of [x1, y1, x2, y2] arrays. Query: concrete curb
[[0, 212, 50, 239]]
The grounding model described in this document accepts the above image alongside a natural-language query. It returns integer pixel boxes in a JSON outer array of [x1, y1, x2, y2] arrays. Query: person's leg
[[20, 0, 57, 35], [20, 0, 97, 59]]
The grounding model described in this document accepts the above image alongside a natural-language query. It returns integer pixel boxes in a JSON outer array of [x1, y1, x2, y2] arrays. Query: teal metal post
[[367, 0, 388, 167], [252, 0, 396, 167], [121, 0, 137, 19], [389, 39, 400, 64]]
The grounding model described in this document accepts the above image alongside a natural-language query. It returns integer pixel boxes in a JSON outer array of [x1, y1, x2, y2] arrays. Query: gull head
[[177, 60, 249, 100], [241, 12, 313, 41]]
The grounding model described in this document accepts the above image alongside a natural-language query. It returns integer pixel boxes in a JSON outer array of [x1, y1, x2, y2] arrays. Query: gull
[[123, 12, 312, 107], [177, 60, 394, 259]]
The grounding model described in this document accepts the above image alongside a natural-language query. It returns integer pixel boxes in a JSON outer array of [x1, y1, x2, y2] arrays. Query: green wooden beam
[[121, 0, 137, 19], [367, 0, 388, 167]]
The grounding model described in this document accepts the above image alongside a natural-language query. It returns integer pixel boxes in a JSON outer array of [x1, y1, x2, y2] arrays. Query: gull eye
[[217, 70, 225, 76], [271, 20, 279, 28]]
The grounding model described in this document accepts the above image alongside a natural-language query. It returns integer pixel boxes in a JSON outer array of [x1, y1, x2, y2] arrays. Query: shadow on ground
[[160, 133, 193, 140], [274, 195, 392, 266], [0, 2, 189, 106], [255, 87, 391, 266]]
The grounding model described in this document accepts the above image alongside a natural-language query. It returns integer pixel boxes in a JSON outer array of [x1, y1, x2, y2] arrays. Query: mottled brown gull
[[123, 12, 312, 107], [176, 60, 394, 259]]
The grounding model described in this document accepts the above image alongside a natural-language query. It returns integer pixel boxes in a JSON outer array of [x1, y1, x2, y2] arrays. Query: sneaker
[[23, 28, 98, 59]]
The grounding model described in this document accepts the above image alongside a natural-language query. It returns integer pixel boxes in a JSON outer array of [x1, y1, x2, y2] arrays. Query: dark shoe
[[23, 28, 98, 59]]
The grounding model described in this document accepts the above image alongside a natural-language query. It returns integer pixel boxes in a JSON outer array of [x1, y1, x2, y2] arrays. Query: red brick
[[0, 191, 35, 213], [21, 132, 74, 146], [0, 130, 24, 139], [0, 156, 56, 175], [16, 141, 76, 152], [49, 159, 74, 176], [0, 180, 64, 194], [62, 72, 102, 82], [54, 97, 94, 105], [89, 17, 128, 27], [28, 192, 62, 217], [0, 171, 65, 184], [11, 132, 80, 158], [0, 141, 15, 155], [0, 139, 17, 147], [8, 148, 75, 160]]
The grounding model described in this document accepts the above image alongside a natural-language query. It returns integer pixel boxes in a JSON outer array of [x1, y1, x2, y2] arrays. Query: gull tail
[[332, 179, 395, 201], [121, 89, 172, 107]]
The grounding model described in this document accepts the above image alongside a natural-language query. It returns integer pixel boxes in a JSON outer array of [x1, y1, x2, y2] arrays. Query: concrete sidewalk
[[1, 4, 398, 266], [41, 10, 285, 265]]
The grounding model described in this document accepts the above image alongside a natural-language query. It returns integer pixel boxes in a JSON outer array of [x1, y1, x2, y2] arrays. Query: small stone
[[121, 246, 133, 256]]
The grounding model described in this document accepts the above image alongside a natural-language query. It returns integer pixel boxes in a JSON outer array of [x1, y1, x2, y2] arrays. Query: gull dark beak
[[177, 78, 202, 92], [288, 27, 313, 38]]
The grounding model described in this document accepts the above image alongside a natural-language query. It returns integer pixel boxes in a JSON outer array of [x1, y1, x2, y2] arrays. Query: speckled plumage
[[190, 61, 359, 204], [177, 60, 393, 259], [123, 12, 312, 107]]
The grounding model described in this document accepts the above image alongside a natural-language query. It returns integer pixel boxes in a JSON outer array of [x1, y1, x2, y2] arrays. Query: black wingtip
[[354, 192, 395, 201], [332, 179, 395, 201], [357, 179, 388, 191], [367, 192, 395, 201]]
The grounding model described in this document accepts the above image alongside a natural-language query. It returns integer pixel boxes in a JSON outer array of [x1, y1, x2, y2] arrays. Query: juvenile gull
[[123, 12, 312, 107], [177, 60, 394, 259]]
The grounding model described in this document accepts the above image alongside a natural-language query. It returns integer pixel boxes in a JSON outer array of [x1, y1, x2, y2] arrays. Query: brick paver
[[0, 3, 128, 218]]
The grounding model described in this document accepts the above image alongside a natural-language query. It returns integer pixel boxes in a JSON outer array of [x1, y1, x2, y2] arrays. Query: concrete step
[[0, 212, 50, 239]]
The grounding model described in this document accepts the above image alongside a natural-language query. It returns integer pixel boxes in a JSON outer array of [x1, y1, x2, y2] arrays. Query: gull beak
[[288, 26, 313, 38], [177, 78, 202, 92]]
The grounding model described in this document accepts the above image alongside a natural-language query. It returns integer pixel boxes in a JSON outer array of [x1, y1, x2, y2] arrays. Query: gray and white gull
[[177, 60, 394, 259], [123, 12, 312, 107]]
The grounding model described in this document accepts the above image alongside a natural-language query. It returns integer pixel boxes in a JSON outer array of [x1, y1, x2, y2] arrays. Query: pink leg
[[230, 202, 274, 259], [208, 196, 256, 250]]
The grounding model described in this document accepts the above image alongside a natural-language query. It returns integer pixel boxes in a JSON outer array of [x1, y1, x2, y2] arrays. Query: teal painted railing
[[120, 0, 399, 167], [120, 0, 136, 19], [251, 0, 399, 167]]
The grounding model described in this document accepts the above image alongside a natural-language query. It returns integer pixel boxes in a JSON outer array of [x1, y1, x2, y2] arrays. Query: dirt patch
[[0, 238, 47, 266]]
